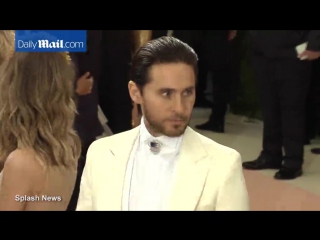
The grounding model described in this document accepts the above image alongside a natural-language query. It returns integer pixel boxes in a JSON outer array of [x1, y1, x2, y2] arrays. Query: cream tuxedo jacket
[[76, 126, 250, 211]]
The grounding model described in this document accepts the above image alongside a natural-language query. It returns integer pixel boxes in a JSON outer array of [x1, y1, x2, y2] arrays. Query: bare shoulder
[[4, 149, 43, 183], [5, 149, 37, 169]]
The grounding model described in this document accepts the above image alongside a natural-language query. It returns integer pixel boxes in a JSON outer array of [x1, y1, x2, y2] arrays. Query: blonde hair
[[0, 30, 15, 65], [0, 52, 81, 169]]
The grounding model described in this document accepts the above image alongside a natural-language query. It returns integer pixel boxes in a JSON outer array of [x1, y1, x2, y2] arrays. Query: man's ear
[[128, 80, 142, 104]]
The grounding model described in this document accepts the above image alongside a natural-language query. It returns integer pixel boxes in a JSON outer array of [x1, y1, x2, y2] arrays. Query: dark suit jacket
[[99, 30, 132, 104], [200, 30, 232, 69], [97, 30, 133, 134], [70, 30, 104, 145], [312, 59, 320, 118], [249, 30, 320, 59]]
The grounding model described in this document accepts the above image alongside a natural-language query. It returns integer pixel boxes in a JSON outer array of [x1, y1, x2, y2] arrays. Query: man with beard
[[76, 37, 249, 211]]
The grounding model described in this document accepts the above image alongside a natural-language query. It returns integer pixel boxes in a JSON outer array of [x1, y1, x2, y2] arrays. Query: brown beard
[[143, 106, 189, 137]]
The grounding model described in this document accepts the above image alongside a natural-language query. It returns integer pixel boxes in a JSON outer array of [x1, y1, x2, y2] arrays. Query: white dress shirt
[[122, 117, 183, 210]]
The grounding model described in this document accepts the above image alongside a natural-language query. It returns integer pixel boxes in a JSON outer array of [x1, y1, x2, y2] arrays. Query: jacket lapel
[[97, 127, 140, 210], [166, 127, 210, 210], [96, 126, 210, 211]]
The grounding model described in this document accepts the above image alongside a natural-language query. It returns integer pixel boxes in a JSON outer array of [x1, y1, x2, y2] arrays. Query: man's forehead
[[149, 62, 192, 74], [147, 63, 196, 86]]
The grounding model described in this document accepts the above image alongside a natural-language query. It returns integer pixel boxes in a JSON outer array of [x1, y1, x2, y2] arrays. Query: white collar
[[139, 117, 183, 150]]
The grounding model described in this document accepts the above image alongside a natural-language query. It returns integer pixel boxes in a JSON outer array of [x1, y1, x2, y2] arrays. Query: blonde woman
[[0, 52, 81, 210], [0, 30, 15, 172]]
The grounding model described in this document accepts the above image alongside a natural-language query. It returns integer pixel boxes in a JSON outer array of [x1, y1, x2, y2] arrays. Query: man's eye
[[183, 90, 192, 96], [162, 91, 170, 97]]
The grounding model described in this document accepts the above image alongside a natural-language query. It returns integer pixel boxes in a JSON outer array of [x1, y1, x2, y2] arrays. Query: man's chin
[[163, 126, 187, 137]]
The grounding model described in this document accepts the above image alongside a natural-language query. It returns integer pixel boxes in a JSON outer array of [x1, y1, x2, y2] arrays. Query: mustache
[[167, 115, 188, 121]]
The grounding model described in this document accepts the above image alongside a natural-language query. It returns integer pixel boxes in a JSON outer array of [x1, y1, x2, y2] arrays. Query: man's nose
[[172, 97, 184, 113]]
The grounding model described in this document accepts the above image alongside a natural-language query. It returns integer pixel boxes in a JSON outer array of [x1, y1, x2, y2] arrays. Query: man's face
[[131, 63, 196, 137]]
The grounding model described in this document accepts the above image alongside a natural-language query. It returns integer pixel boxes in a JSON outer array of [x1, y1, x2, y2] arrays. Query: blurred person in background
[[196, 30, 237, 133], [67, 30, 105, 211], [194, 30, 211, 108], [70, 31, 104, 158], [0, 52, 81, 210], [243, 30, 320, 180], [98, 30, 133, 134], [309, 58, 320, 154], [305, 58, 320, 145]]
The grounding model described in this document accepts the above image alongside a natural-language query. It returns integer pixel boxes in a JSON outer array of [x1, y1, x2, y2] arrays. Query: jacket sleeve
[[216, 151, 250, 211], [307, 30, 320, 51], [76, 143, 94, 210]]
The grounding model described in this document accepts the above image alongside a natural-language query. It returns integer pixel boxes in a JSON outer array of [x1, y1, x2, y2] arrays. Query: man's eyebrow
[[185, 86, 195, 91], [158, 86, 195, 92], [158, 88, 175, 92]]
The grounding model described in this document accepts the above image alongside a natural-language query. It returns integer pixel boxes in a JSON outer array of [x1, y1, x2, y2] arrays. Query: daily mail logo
[[15, 30, 87, 52], [19, 40, 65, 49], [38, 40, 64, 48]]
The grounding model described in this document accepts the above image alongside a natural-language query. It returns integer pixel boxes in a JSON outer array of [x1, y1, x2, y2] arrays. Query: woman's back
[[0, 149, 76, 211], [25, 169, 76, 211], [0, 51, 81, 211]]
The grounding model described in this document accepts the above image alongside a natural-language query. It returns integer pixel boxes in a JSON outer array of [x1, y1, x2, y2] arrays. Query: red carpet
[[243, 170, 320, 211]]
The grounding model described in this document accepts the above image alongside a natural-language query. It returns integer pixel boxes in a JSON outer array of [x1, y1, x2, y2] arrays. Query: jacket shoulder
[[193, 130, 241, 167], [89, 127, 139, 150], [196, 131, 239, 154]]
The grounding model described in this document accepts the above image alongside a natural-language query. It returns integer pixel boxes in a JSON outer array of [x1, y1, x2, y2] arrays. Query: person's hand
[[228, 30, 237, 41], [76, 72, 93, 95], [298, 50, 320, 61]]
